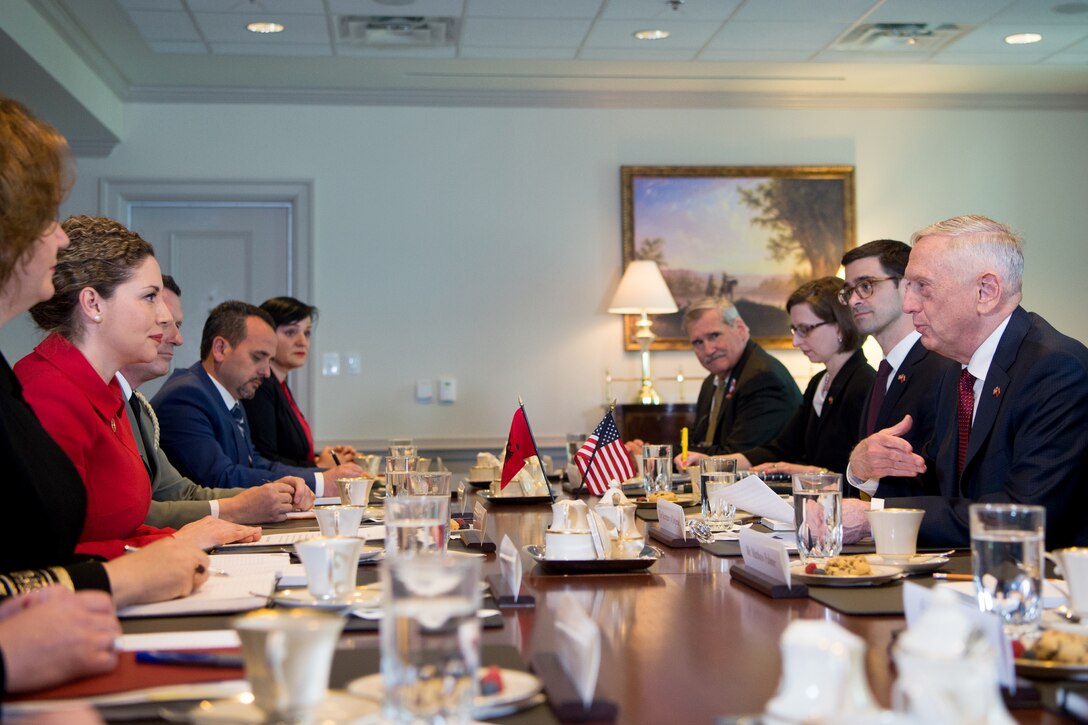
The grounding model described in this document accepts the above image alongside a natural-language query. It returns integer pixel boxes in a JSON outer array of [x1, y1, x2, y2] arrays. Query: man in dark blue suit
[[839, 240, 957, 499], [845, 216, 1088, 549], [151, 301, 363, 496]]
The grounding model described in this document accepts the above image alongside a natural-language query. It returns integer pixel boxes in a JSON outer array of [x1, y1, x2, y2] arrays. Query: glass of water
[[642, 444, 673, 495], [385, 495, 450, 558], [700, 457, 737, 531], [793, 473, 843, 563], [381, 554, 481, 724], [407, 471, 452, 496], [970, 503, 1045, 635]]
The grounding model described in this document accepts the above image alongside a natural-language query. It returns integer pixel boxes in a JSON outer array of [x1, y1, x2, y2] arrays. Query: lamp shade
[[608, 260, 679, 315]]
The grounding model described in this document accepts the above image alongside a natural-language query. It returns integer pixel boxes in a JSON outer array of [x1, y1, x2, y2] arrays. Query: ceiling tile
[[186, 0, 326, 13], [194, 13, 332, 43], [209, 42, 332, 56], [126, 10, 201, 41], [867, 0, 1015, 24], [707, 21, 850, 51], [731, 0, 876, 23], [326, 0, 466, 15], [585, 19, 722, 49], [1044, 54, 1088, 64], [460, 46, 578, 59], [467, 0, 603, 19], [698, 49, 816, 62], [578, 47, 697, 60], [461, 18, 593, 47], [991, 0, 1088, 24], [146, 40, 208, 54], [930, 51, 1049, 64], [600, 0, 741, 21], [946, 23, 1088, 52], [117, 0, 184, 9]]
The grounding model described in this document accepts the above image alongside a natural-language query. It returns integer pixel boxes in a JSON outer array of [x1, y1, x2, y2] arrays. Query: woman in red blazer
[[15, 216, 259, 560]]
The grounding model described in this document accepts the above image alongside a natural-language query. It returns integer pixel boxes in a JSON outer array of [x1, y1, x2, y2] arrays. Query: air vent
[[833, 23, 969, 52], [336, 16, 458, 48]]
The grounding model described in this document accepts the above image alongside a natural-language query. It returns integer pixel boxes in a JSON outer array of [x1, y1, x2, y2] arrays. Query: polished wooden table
[[12, 488, 1078, 724]]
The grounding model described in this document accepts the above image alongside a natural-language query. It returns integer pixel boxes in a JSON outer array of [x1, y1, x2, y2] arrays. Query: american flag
[[576, 411, 636, 496]]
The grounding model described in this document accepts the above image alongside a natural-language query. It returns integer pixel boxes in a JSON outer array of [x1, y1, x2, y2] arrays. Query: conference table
[[11, 486, 1081, 724]]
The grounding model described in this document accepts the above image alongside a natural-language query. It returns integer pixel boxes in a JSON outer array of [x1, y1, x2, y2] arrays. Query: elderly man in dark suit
[[673, 297, 801, 468], [840, 240, 957, 499], [844, 216, 1088, 549]]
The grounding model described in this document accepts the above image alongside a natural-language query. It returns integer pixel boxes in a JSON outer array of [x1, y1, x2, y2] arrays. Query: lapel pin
[[993, 386, 1001, 397], [897, 374, 906, 384], [110, 419, 117, 432], [827, 396, 834, 405]]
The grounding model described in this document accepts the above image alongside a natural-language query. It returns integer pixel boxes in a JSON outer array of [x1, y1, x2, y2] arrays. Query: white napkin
[[722, 474, 794, 523], [555, 591, 602, 708]]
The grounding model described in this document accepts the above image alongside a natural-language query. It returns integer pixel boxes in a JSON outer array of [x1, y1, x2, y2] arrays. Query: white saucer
[[270, 584, 382, 611], [1041, 608, 1088, 635], [868, 553, 951, 575], [186, 691, 379, 724], [346, 667, 543, 718]]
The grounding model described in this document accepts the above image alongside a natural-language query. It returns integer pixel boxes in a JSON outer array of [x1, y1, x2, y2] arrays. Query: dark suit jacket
[[151, 363, 319, 490], [867, 338, 959, 499], [690, 341, 802, 456], [890, 307, 1088, 549], [743, 349, 875, 477], [242, 375, 317, 468]]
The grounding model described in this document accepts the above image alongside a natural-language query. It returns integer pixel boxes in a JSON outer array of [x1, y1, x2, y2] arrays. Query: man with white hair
[[844, 215, 1088, 549]]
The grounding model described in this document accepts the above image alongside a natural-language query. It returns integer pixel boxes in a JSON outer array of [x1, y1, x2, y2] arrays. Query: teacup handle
[[1045, 552, 1071, 599]]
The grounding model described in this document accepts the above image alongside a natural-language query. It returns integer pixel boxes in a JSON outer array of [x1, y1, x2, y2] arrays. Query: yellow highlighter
[[680, 427, 689, 467]]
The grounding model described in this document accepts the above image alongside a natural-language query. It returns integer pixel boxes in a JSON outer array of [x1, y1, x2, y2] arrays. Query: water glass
[[642, 444, 673, 494], [381, 555, 481, 724], [386, 455, 418, 474], [407, 470, 452, 496], [385, 470, 412, 498], [793, 473, 843, 563], [700, 457, 737, 531], [566, 433, 588, 466], [388, 438, 417, 458], [315, 505, 365, 537], [385, 495, 450, 558], [970, 503, 1045, 634]]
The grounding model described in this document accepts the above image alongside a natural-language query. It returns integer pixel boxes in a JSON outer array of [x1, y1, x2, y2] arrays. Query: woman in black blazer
[[729, 277, 875, 477], [243, 297, 357, 468]]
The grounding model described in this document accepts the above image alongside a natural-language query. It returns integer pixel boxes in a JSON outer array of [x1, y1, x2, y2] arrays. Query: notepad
[[214, 525, 386, 551]]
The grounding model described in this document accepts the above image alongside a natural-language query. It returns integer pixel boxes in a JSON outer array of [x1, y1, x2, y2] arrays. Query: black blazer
[[891, 307, 1088, 549], [243, 374, 317, 468], [868, 338, 959, 499], [690, 341, 802, 456], [743, 349, 875, 476]]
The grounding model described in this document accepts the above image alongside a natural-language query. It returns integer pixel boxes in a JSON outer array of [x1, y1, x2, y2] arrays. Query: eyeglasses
[[789, 321, 831, 338], [837, 276, 900, 306]]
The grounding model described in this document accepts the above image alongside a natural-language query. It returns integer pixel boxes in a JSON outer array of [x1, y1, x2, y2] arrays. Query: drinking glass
[[385, 470, 412, 499], [407, 470, 452, 496], [385, 495, 450, 558], [970, 503, 1045, 635], [566, 433, 587, 466], [386, 455, 418, 473], [793, 473, 843, 563], [388, 438, 417, 458], [381, 555, 481, 724], [642, 444, 673, 494], [700, 457, 737, 531]]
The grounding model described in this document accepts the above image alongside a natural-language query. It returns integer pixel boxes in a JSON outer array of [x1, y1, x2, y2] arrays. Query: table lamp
[[608, 260, 679, 405]]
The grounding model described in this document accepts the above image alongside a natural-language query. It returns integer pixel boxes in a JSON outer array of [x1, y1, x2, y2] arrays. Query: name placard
[[473, 500, 488, 535], [739, 527, 791, 587], [656, 499, 687, 539]]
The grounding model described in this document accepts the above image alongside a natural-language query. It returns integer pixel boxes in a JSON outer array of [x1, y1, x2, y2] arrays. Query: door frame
[[99, 179, 315, 416]]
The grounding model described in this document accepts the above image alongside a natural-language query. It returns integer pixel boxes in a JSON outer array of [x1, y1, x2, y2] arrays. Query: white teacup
[[550, 500, 589, 531], [336, 477, 374, 506], [865, 508, 924, 564], [233, 609, 345, 722], [315, 505, 365, 537], [294, 537, 363, 601], [545, 530, 596, 560], [1047, 547, 1088, 617]]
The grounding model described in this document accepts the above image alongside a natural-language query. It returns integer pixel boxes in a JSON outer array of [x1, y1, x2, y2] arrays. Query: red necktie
[[865, 360, 893, 436], [957, 368, 975, 480]]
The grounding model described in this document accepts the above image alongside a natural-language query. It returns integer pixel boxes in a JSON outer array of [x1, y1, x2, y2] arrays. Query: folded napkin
[[722, 475, 795, 523]]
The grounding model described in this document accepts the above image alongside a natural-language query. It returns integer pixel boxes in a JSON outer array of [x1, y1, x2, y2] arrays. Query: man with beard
[[152, 300, 362, 496]]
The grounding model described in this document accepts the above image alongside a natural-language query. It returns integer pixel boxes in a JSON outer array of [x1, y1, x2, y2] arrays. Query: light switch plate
[[344, 352, 362, 376], [439, 377, 456, 403], [322, 352, 341, 376], [416, 379, 434, 402]]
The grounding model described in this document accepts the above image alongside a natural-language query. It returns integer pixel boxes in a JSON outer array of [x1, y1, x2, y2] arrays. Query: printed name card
[[656, 499, 687, 539], [738, 527, 792, 588], [555, 591, 602, 707], [498, 534, 523, 602], [473, 500, 488, 535]]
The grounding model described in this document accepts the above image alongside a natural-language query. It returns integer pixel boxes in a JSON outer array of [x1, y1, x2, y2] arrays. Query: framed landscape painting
[[620, 165, 856, 350]]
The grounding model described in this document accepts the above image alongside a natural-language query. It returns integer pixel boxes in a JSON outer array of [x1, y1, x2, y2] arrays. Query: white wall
[[5, 103, 1086, 448]]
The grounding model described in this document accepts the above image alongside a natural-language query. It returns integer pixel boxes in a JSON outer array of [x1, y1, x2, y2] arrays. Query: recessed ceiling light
[[246, 21, 284, 34], [1004, 32, 1042, 45], [633, 29, 670, 41]]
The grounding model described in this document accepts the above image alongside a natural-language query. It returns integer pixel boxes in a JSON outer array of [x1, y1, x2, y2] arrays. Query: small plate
[[1015, 657, 1088, 682], [1040, 609, 1088, 636], [633, 495, 697, 509], [868, 554, 950, 575], [524, 544, 661, 574], [789, 562, 902, 587], [347, 668, 543, 718], [270, 584, 382, 611], [477, 492, 552, 505], [183, 691, 379, 724]]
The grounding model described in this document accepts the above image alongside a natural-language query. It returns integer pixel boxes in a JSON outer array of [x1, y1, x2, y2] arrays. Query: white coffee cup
[[294, 537, 363, 601], [1047, 547, 1088, 617], [233, 609, 345, 721], [314, 505, 365, 538], [865, 508, 924, 564], [545, 530, 596, 560], [336, 477, 374, 506]]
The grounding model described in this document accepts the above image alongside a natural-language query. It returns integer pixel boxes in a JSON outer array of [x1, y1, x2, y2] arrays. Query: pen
[[331, 451, 342, 466], [136, 651, 244, 668], [680, 427, 689, 467], [932, 572, 974, 581]]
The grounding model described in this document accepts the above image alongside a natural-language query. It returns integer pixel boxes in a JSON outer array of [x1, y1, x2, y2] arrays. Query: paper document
[[118, 554, 289, 618], [116, 630, 240, 652], [215, 525, 385, 551], [722, 475, 794, 524]]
